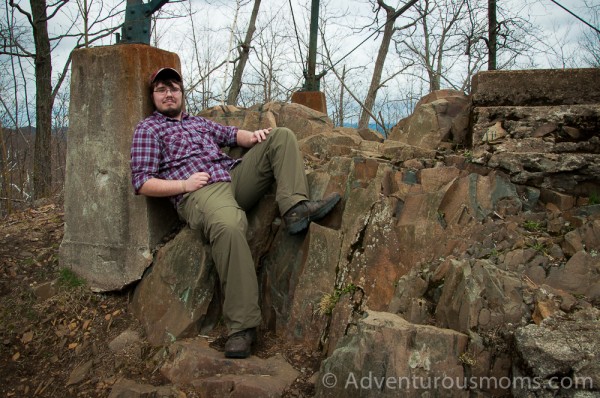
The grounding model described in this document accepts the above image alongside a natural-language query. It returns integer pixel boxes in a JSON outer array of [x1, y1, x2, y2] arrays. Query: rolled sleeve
[[130, 124, 160, 194]]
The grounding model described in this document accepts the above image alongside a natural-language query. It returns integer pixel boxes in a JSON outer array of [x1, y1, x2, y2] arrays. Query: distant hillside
[[342, 122, 389, 137]]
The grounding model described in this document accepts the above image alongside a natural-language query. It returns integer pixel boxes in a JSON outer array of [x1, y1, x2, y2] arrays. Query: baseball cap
[[149, 67, 182, 85]]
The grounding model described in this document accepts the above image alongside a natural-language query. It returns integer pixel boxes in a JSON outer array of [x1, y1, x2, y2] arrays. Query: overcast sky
[[2, 0, 598, 125], [2, 0, 590, 87]]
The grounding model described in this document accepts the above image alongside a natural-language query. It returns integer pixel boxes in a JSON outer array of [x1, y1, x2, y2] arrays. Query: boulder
[[357, 128, 384, 142], [160, 338, 299, 397], [129, 228, 218, 345], [267, 101, 334, 140], [388, 90, 470, 148], [435, 259, 529, 333], [315, 310, 469, 398], [199, 101, 334, 141], [514, 308, 600, 396], [545, 250, 600, 301]]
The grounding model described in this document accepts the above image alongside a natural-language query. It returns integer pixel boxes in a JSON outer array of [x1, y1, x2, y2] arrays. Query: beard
[[159, 103, 183, 118]]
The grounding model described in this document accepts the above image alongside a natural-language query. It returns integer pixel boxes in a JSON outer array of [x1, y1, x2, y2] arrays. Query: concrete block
[[59, 44, 180, 292], [472, 68, 600, 107], [291, 90, 327, 114]]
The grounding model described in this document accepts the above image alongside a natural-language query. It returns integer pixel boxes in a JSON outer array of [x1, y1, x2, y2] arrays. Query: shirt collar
[[152, 110, 190, 122]]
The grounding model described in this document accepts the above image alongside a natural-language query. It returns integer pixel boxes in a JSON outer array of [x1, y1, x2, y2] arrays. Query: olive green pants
[[177, 128, 309, 335]]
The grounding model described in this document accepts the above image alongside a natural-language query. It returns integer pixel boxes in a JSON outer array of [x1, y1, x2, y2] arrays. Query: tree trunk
[[359, 0, 395, 129], [227, 0, 261, 105], [0, 122, 11, 215], [30, 0, 53, 199], [339, 65, 345, 127]]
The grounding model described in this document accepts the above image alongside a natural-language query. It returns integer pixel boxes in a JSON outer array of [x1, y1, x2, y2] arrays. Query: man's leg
[[178, 182, 261, 355], [231, 127, 309, 215], [231, 127, 341, 233]]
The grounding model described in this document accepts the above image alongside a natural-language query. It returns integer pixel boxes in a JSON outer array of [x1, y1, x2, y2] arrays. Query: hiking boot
[[284, 192, 341, 234], [224, 327, 257, 359]]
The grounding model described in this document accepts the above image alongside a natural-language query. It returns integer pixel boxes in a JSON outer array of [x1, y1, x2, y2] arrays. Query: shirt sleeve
[[130, 122, 161, 194], [199, 117, 239, 147]]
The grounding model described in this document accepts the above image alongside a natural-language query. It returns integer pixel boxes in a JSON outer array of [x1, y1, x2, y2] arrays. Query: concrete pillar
[[291, 91, 327, 114], [59, 44, 180, 292]]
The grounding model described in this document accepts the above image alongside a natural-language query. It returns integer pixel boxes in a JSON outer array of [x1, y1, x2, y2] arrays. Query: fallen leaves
[[1, 200, 158, 397], [21, 331, 33, 344]]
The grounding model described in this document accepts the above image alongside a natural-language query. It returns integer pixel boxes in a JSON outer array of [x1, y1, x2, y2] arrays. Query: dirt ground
[[0, 200, 321, 397]]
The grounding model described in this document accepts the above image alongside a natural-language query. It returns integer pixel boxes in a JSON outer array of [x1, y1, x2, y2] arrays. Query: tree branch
[[8, 0, 33, 27]]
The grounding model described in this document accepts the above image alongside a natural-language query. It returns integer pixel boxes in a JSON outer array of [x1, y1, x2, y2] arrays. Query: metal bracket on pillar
[[118, 0, 170, 44]]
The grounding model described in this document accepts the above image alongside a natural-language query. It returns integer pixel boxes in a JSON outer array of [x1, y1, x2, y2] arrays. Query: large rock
[[286, 224, 342, 349], [315, 310, 469, 398], [388, 90, 471, 149], [514, 308, 600, 397], [131, 196, 280, 345], [199, 101, 334, 141], [130, 228, 218, 345], [435, 259, 529, 333], [161, 338, 299, 397], [545, 250, 600, 302]]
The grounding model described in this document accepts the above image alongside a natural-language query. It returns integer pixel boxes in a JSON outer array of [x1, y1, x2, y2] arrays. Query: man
[[130, 67, 340, 358]]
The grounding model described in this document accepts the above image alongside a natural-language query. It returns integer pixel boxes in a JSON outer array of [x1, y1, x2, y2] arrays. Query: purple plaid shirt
[[131, 111, 240, 207]]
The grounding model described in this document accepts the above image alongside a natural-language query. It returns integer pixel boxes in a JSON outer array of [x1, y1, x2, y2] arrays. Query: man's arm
[[138, 172, 211, 197], [236, 128, 271, 148]]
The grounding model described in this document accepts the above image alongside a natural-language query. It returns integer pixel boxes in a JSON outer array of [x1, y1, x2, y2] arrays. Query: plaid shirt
[[130, 111, 240, 207]]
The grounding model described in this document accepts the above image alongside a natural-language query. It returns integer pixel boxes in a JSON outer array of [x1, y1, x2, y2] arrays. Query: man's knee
[[208, 207, 248, 240], [270, 127, 296, 142]]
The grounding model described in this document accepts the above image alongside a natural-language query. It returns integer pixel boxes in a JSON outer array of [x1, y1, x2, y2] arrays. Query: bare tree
[[579, 0, 600, 67], [358, 0, 417, 129], [238, 6, 302, 106], [3, 0, 120, 199], [0, 121, 11, 215], [227, 0, 261, 105], [398, 0, 469, 92], [182, 2, 229, 112]]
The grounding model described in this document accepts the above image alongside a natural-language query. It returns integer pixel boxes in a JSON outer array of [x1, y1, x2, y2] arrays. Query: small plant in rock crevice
[[317, 284, 357, 316]]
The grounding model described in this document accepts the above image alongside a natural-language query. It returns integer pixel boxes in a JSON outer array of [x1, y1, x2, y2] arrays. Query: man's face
[[152, 81, 183, 119]]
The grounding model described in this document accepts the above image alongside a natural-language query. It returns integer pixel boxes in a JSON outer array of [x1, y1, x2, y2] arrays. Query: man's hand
[[184, 172, 210, 192], [237, 128, 272, 148]]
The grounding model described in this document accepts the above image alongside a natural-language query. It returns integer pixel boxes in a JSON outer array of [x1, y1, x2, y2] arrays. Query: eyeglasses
[[153, 87, 182, 95]]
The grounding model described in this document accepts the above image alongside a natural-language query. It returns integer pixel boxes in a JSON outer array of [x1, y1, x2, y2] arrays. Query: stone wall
[[470, 69, 600, 207]]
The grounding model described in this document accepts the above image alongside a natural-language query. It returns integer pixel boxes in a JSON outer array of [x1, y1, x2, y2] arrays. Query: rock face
[[514, 308, 600, 397], [315, 311, 469, 398], [388, 89, 471, 149], [160, 338, 299, 397], [111, 69, 600, 397], [470, 69, 600, 202]]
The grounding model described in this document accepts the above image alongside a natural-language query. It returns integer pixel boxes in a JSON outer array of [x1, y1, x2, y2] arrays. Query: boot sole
[[287, 193, 341, 234]]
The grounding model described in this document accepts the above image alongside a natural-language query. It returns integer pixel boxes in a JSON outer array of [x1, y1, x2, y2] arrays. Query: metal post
[[306, 0, 320, 91], [488, 0, 497, 70]]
